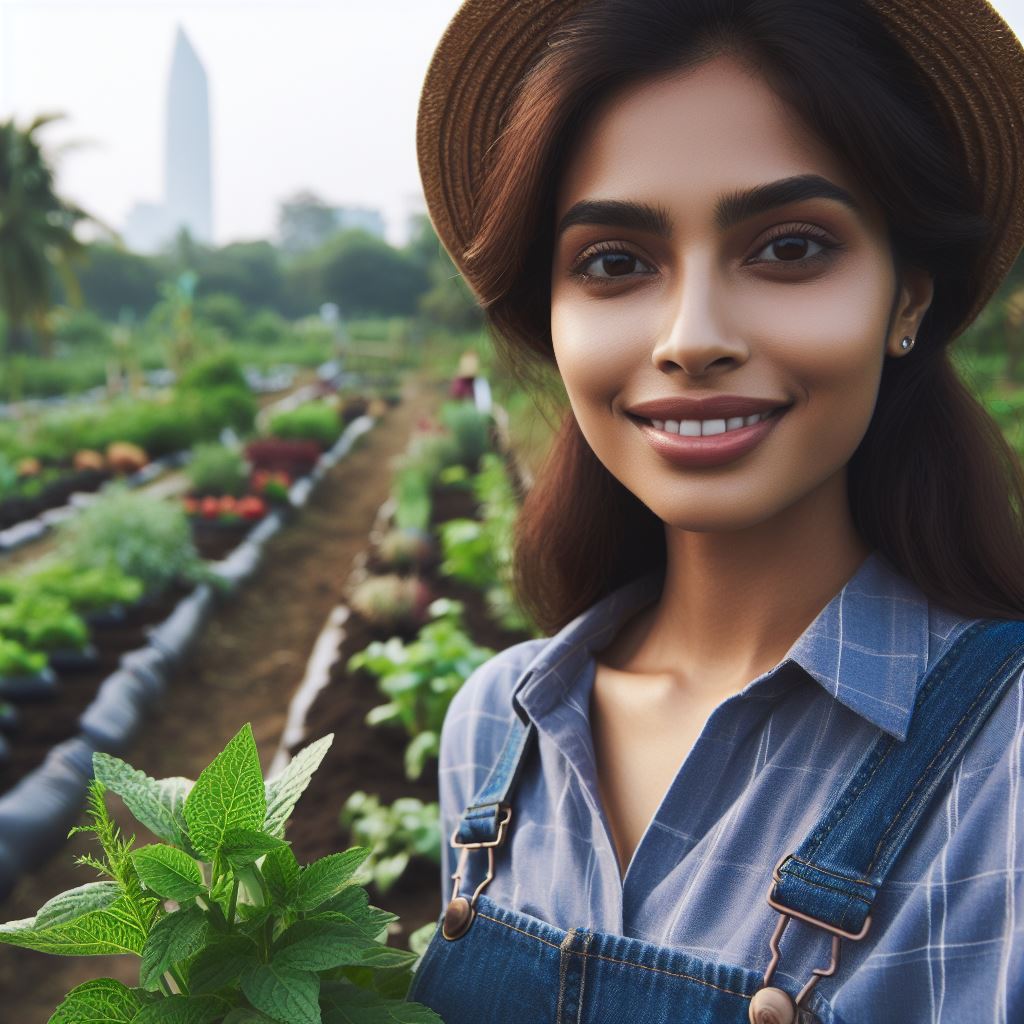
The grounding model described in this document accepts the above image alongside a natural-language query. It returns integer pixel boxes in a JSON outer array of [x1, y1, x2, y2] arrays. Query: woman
[[410, 2, 1024, 1021]]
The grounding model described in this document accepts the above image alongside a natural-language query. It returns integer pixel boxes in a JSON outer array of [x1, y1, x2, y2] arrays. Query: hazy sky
[[1, 0, 1022, 249]]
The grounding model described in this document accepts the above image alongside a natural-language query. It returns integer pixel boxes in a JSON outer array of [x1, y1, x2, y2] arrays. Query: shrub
[[177, 351, 248, 393], [58, 486, 204, 596], [187, 443, 249, 497], [0, 637, 48, 677]]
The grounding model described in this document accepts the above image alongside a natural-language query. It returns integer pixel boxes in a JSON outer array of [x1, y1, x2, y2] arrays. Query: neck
[[610, 472, 872, 700]]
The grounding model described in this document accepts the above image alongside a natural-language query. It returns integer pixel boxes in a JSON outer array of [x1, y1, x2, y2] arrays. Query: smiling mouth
[[627, 404, 791, 436]]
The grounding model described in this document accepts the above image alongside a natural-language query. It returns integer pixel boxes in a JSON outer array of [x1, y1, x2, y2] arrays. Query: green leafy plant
[[438, 453, 537, 635], [0, 592, 90, 652], [0, 636, 48, 677], [188, 444, 250, 498], [339, 793, 441, 895], [438, 401, 493, 470], [0, 724, 443, 1024], [348, 599, 495, 779], [267, 403, 342, 450], [374, 529, 435, 573], [348, 575, 433, 634], [58, 486, 206, 597], [20, 561, 145, 614]]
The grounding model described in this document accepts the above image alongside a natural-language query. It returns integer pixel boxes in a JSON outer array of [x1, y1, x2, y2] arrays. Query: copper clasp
[[748, 855, 872, 1024], [441, 805, 512, 941]]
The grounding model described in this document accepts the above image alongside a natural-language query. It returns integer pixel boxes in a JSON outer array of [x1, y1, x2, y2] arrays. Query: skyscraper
[[123, 25, 213, 252]]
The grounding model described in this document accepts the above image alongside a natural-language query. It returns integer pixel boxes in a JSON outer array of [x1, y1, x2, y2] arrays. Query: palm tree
[[0, 112, 109, 354]]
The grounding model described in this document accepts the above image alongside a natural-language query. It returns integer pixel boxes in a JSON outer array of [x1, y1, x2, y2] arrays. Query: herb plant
[[0, 636, 48, 678], [0, 723, 443, 1024], [348, 599, 494, 780], [339, 793, 441, 894]]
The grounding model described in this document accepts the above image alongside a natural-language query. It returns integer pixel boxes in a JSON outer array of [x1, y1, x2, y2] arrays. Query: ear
[[886, 265, 934, 357]]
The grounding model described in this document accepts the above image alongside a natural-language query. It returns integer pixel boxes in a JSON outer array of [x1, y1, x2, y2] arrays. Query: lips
[[626, 394, 792, 421]]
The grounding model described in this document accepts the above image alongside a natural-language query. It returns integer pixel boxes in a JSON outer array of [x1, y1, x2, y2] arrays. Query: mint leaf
[[132, 994, 228, 1023], [0, 890, 155, 956], [263, 734, 334, 839], [272, 918, 382, 972], [187, 936, 258, 994], [294, 850, 371, 912], [140, 906, 210, 991], [132, 845, 205, 902], [93, 754, 191, 848], [240, 962, 321, 1024], [220, 828, 288, 869], [320, 982, 443, 1023], [222, 1011, 278, 1024], [184, 724, 265, 861], [36, 881, 122, 928], [261, 845, 300, 905], [47, 978, 142, 1023]]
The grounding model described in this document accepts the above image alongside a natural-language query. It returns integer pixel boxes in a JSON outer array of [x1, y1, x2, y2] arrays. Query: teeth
[[648, 410, 773, 435]]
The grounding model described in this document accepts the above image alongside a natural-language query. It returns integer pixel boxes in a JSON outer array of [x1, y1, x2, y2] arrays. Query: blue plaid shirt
[[436, 550, 1024, 1023]]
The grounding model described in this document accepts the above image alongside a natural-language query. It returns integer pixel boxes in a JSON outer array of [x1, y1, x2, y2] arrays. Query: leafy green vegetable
[[0, 724, 443, 1024]]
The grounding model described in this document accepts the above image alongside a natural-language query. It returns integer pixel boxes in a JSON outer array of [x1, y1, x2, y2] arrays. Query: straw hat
[[417, 0, 1024, 339]]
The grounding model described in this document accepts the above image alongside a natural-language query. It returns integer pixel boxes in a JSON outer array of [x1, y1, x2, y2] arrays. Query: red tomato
[[201, 497, 220, 519]]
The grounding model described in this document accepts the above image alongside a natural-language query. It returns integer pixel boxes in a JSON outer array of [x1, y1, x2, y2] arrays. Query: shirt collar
[[512, 549, 931, 741]]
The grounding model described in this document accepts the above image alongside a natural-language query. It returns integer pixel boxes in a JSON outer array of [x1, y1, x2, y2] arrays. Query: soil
[[0, 370, 451, 1022]]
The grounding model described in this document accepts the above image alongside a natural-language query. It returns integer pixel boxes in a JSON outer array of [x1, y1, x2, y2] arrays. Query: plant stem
[[226, 877, 240, 932]]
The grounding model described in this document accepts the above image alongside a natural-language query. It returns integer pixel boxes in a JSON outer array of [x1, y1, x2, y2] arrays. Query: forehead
[[555, 53, 871, 224]]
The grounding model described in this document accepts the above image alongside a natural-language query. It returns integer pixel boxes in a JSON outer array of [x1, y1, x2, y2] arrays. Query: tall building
[[123, 25, 213, 253]]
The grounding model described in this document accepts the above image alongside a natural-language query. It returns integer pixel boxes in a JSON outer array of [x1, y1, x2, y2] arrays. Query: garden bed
[[282, 475, 535, 941]]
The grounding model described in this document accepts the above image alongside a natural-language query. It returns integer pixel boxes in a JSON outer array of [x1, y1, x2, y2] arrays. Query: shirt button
[[748, 986, 796, 1024]]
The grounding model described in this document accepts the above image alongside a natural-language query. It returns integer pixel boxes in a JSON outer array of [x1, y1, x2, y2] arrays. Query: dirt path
[[0, 370, 442, 1022]]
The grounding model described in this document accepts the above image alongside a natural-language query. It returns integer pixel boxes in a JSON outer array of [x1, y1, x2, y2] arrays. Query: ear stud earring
[[899, 336, 915, 352]]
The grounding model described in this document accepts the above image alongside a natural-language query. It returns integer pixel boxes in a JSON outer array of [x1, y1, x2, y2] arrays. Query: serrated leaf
[[271, 918, 382, 972], [352, 946, 419, 970], [294, 850, 371, 912], [132, 994, 228, 1023], [222, 1011, 278, 1024], [187, 936, 258, 994], [0, 889, 156, 956], [140, 906, 210, 991], [184, 724, 265, 861], [263, 734, 333, 838], [319, 982, 443, 1023], [307, 901, 395, 945], [240, 962, 320, 1024], [93, 754, 191, 848], [47, 978, 142, 1024], [132, 846, 205, 902], [262, 845, 301, 905], [36, 881, 123, 928], [220, 828, 288, 869]]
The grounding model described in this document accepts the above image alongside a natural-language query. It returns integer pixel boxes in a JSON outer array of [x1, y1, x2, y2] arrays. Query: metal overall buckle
[[748, 855, 871, 1024], [442, 805, 512, 941]]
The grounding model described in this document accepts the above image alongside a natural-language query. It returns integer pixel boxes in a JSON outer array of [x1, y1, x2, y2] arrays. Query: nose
[[650, 263, 749, 377]]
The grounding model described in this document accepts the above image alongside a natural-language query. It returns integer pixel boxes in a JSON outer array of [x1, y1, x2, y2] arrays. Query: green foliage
[[178, 353, 249, 394], [438, 402, 493, 470], [267, 404, 342, 449], [348, 599, 495, 779], [0, 591, 89, 652], [188, 444, 250, 498], [392, 467, 432, 534], [58, 486, 205, 596], [0, 725, 443, 1024], [438, 453, 537, 635], [0, 636, 48, 677], [20, 561, 144, 613], [339, 794, 441, 894]]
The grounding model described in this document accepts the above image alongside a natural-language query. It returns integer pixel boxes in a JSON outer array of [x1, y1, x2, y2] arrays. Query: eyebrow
[[555, 174, 863, 239]]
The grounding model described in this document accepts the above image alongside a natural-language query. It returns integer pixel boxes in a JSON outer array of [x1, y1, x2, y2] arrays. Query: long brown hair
[[463, 0, 1024, 632]]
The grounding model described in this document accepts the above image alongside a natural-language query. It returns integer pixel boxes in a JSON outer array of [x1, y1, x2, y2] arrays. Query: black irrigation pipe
[[0, 414, 376, 901]]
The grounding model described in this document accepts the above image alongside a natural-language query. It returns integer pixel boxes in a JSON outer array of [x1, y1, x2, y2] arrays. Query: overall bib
[[406, 618, 1024, 1024]]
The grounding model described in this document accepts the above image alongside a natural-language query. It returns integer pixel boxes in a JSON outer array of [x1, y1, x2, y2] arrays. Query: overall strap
[[454, 699, 536, 845], [771, 617, 1024, 936]]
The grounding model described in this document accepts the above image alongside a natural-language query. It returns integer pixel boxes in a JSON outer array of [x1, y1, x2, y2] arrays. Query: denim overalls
[[407, 618, 1024, 1024]]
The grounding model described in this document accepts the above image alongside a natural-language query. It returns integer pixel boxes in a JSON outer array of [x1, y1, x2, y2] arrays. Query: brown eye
[[570, 244, 656, 284], [748, 225, 842, 269]]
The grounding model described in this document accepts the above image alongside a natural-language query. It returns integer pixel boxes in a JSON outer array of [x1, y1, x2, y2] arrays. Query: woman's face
[[550, 54, 932, 533]]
